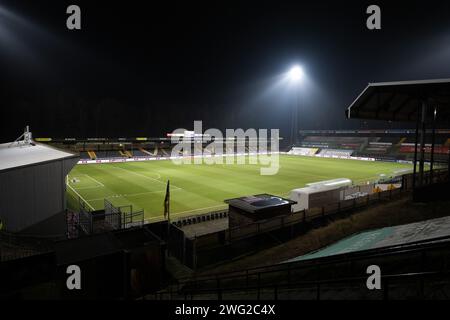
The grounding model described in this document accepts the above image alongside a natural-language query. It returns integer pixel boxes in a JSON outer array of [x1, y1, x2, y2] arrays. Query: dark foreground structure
[[346, 79, 450, 195]]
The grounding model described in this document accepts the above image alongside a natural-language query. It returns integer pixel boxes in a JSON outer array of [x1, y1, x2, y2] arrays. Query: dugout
[[0, 134, 78, 236], [225, 194, 296, 228], [290, 178, 352, 212]]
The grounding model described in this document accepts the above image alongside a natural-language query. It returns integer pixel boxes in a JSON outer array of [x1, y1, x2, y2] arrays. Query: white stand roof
[[0, 142, 77, 172]]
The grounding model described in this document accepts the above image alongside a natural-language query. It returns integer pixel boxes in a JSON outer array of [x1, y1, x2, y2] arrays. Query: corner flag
[[164, 180, 170, 221]]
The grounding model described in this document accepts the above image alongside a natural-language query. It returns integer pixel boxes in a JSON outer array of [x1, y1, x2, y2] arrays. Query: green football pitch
[[66, 155, 412, 222]]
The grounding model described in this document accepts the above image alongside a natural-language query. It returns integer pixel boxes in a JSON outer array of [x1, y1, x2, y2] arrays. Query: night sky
[[1, 0, 450, 142]]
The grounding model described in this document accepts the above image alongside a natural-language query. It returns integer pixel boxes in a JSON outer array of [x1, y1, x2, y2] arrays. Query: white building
[[0, 142, 78, 236]]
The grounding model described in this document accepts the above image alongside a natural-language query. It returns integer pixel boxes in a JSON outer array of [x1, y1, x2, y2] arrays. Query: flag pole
[[164, 180, 171, 247]]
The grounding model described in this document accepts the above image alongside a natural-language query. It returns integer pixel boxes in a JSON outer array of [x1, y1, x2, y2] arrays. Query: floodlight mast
[[289, 65, 303, 146]]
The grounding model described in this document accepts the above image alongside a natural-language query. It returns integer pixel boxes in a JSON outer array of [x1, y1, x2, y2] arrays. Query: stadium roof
[[225, 194, 296, 214], [0, 142, 77, 172], [346, 79, 450, 123]]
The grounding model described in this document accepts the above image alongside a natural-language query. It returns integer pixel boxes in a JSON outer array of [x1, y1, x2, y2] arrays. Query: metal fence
[[167, 168, 449, 269], [65, 196, 145, 239], [104, 199, 125, 230], [156, 234, 450, 300], [78, 199, 93, 235], [104, 199, 145, 229]]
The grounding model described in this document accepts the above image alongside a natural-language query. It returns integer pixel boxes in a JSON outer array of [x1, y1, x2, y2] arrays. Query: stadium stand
[[133, 149, 149, 157], [160, 148, 170, 157], [87, 150, 96, 160], [43, 129, 449, 163], [117, 150, 133, 158], [138, 147, 153, 156], [95, 151, 108, 158], [301, 136, 367, 151], [287, 147, 318, 156], [318, 148, 354, 157], [361, 141, 392, 156], [79, 151, 90, 160]]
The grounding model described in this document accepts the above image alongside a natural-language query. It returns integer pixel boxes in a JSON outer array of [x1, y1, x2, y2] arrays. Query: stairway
[[87, 150, 97, 160], [139, 147, 153, 156]]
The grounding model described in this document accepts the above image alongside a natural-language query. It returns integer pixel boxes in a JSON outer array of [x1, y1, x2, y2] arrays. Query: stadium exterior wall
[[0, 157, 78, 235]]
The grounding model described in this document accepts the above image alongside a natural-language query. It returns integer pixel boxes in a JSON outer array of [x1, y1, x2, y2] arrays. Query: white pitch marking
[[66, 179, 96, 211], [73, 185, 102, 190], [85, 188, 183, 202], [67, 174, 103, 190], [83, 173, 105, 187], [110, 165, 182, 190]]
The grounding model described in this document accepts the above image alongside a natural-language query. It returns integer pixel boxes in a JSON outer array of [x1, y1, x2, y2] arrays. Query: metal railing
[[171, 271, 450, 300], [157, 234, 450, 299]]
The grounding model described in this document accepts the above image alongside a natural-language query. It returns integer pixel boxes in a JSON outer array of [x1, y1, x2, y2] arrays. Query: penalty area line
[[83, 173, 105, 187], [85, 188, 182, 202], [66, 177, 95, 211], [110, 165, 182, 190]]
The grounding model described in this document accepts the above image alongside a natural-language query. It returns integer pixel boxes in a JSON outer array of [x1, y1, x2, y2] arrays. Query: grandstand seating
[[95, 151, 108, 158], [301, 136, 367, 151], [160, 148, 171, 157], [399, 145, 449, 154], [87, 150, 96, 160], [445, 138, 450, 147], [133, 150, 149, 157], [362, 142, 392, 155], [139, 147, 153, 156], [61, 130, 450, 162], [318, 148, 354, 157], [124, 150, 133, 158], [79, 151, 90, 160], [248, 146, 258, 153], [288, 147, 318, 156]]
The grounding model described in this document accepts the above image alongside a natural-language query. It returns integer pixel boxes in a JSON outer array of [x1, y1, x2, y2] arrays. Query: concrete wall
[[0, 157, 78, 235]]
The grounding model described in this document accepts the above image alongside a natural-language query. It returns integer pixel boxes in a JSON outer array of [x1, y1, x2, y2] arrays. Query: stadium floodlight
[[288, 65, 304, 82], [286, 65, 304, 146]]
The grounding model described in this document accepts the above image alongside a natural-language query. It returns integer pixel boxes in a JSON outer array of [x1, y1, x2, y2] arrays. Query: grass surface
[[66, 155, 412, 221]]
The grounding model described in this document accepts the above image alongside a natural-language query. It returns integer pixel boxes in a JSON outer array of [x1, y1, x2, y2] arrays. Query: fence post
[[217, 277, 222, 300], [418, 277, 425, 298], [316, 283, 321, 300], [287, 264, 291, 288], [193, 236, 197, 270], [383, 279, 389, 300], [246, 270, 249, 289], [257, 273, 261, 300], [182, 235, 186, 264]]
